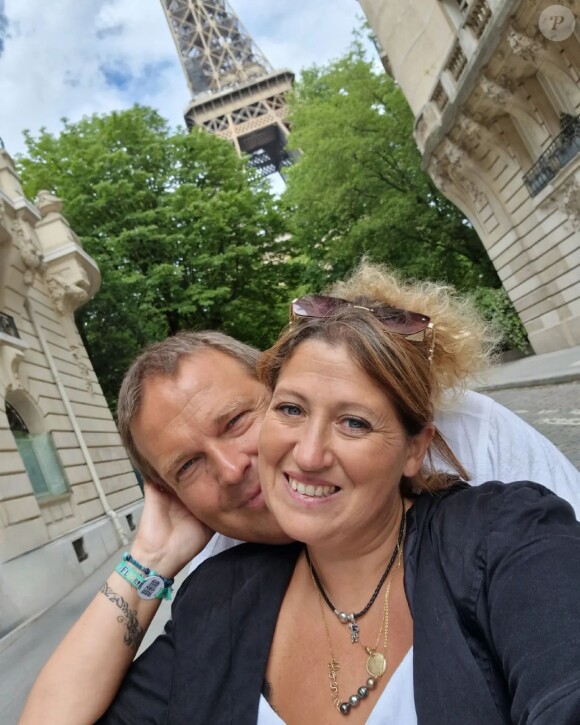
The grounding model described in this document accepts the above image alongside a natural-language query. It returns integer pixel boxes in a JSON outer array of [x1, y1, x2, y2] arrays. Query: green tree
[[283, 42, 500, 292], [18, 106, 290, 409]]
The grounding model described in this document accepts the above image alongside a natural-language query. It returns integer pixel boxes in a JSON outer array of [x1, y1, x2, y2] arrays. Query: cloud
[[235, 0, 367, 70], [0, 0, 369, 156], [0, 0, 9, 57]]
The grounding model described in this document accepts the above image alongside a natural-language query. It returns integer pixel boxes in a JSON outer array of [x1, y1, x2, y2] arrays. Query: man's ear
[[402, 424, 435, 478]]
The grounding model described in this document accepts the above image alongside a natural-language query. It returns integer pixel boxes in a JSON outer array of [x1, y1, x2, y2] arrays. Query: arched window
[[6, 399, 70, 500]]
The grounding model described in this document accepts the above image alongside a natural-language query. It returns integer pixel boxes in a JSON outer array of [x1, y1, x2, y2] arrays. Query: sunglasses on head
[[290, 295, 432, 337]]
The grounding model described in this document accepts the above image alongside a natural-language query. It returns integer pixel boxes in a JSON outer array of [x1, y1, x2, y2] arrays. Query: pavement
[[2, 343, 579, 723], [474, 343, 580, 391], [0, 545, 190, 725]]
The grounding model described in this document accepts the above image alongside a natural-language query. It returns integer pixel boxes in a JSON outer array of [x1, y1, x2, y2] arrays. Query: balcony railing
[[465, 0, 492, 38], [432, 81, 449, 113], [0, 311, 20, 338], [445, 41, 468, 81], [523, 115, 580, 197]]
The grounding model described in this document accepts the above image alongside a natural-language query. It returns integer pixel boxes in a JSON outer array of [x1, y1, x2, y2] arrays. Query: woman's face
[[259, 340, 432, 550]]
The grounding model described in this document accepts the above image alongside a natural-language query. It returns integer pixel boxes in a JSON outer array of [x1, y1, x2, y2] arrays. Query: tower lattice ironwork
[[161, 0, 294, 177]]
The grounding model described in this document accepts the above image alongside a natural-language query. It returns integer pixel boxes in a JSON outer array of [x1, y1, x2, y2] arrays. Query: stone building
[[359, 0, 580, 353], [0, 144, 142, 636]]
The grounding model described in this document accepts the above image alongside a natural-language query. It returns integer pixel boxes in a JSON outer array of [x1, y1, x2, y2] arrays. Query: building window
[[6, 401, 70, 500]]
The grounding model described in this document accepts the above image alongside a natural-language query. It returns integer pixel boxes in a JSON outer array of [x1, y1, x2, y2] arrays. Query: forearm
[[19, 571, 161, 725], [19, 480, 212, 725]]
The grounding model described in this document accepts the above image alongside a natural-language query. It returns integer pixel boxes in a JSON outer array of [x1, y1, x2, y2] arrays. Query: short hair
[[325, 261, 499, 408], [117, 331, 260, 484]]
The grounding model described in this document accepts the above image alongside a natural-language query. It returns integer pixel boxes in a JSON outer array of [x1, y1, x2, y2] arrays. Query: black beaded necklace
[[305, 495, 406, 643]]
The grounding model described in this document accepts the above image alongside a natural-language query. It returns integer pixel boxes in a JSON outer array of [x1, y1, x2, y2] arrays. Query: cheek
[[259, 414, 284, 456], [176, 481, 217, 519], [258, 419, 289, 481]]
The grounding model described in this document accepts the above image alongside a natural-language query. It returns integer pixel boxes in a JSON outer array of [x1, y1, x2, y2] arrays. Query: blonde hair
[[326, 261, 499, 407]]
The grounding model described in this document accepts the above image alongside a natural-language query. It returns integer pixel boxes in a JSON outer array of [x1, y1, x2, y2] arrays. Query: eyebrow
[[272, 388, 378, 418], [214, 399, 248, 427], [163, 398, 256, 482]]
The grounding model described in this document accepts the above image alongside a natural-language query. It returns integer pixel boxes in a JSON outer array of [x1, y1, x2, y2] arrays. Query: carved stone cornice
[[429, 158, 451, 193], [456, 113, 487, 143], [546, 175, 580, 231], [456, 113, 516, 164], [43, 243, 100, 314], [440, 139, 470, 172], [34, 192, 101, 312], [508, 29, 544, 65], [46, 267, 90, 315], [0, 198, 11, 244], [14, 219, 45, 286], [479, 76, 516, 107], [437, 140, 490, 211], [479, 74, 546, 147]]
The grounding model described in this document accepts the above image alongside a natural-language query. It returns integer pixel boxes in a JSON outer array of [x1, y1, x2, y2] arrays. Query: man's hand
[[130, 481, 213, 579]]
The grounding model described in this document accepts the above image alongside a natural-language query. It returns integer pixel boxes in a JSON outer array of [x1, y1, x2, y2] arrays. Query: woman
[[97, 285, 580, 723]]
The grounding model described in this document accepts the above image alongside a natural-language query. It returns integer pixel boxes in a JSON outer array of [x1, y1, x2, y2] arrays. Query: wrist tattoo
[[100, 580, 144, 651]]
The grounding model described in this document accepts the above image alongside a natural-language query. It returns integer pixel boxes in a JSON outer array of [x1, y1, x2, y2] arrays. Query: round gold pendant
[[366, 652, 387, 678]]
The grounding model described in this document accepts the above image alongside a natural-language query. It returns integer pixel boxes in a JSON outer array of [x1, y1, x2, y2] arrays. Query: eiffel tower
[[161, 0, 295, 177]]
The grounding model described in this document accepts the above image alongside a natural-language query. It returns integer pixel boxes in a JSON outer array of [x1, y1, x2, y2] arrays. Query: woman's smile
[[259, 339, 428, 549]]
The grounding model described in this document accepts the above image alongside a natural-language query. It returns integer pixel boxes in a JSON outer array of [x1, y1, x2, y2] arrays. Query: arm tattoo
[[100, 580, 144, 652]]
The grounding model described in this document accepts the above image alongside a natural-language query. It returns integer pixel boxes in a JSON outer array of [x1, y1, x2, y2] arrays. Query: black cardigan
[[100, 482, 580, 724]]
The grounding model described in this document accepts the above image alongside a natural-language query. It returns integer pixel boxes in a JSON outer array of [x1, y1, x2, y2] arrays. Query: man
[[20, 331, 580, 725]]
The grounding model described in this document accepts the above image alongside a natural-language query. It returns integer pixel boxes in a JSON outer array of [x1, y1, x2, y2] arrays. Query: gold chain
[[308, 500, 406, 714], [363, 502, 406, 657]]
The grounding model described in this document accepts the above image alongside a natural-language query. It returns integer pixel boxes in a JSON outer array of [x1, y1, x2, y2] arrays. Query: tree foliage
[[282, 42, 501, 292], [17, 44, 529, 410], [18, 106, 291, 409], [468, 287, 530, 352]]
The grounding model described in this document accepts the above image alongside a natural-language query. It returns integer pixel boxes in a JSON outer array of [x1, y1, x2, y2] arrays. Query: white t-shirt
[[190, 390, 580, 572], [257, 648, 416, 725]]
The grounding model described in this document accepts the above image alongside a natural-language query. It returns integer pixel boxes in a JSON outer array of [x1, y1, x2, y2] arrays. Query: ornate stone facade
[[359, 0, 580, 352], [0, 146, 142, 636]]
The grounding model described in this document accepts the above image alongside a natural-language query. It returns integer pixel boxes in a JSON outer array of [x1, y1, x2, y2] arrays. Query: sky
[[0, 0, 368, 157]]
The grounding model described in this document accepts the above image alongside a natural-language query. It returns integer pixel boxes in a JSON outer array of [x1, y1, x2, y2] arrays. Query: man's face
[[130, 350, 288, 543]]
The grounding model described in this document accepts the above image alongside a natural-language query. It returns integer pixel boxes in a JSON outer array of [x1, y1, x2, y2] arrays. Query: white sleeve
[[434, 390, 580, 519], [433, 390, 493, 483], [485, 398, 580, 518], [188, 533, 242, 574]]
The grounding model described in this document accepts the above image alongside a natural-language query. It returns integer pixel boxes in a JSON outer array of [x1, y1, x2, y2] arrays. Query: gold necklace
[[308, 504, 406, 716], [360, 504, 406, 679]]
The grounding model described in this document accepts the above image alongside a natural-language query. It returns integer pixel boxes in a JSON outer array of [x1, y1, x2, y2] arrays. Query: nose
[[293, 422, 334, 471], [210, 440, 253, 487]]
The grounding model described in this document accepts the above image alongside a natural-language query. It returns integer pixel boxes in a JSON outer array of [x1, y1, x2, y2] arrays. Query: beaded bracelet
[[115, 561, 173, 601], [122, 551, 174, 587]]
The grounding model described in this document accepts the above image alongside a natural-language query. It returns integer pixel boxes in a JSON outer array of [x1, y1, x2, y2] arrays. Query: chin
[[223, 511, 292, 545], [273, 519, 328, 547]]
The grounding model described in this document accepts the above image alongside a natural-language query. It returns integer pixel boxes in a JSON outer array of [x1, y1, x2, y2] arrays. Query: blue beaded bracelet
[[122, 552, 174, 587], [115, 561, 173, 601]]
